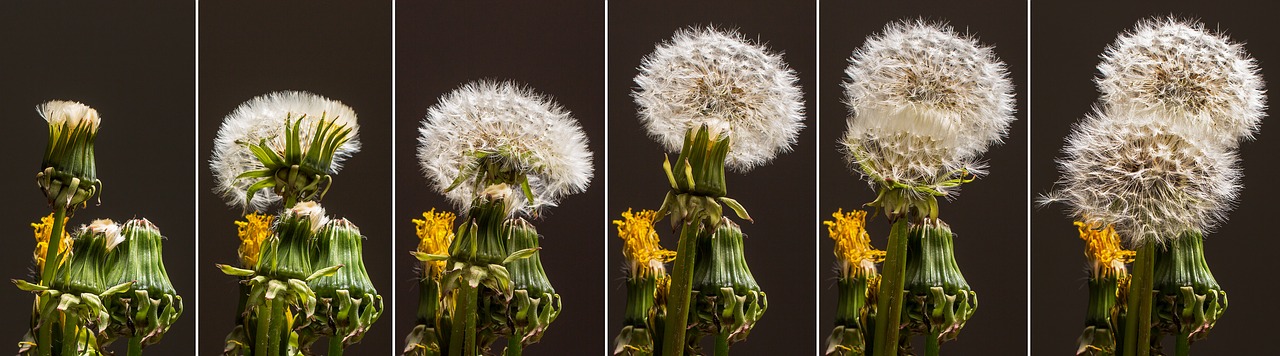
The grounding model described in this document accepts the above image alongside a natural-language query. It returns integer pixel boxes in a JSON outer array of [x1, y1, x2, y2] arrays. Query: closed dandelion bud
[[211, 91, 361, 211], [1075, 223, 1133, 356], [504, 218, 560, 347], [258, 201, 326, 279], [1152, 231, 1226, 344], [36, 100, 103, 209], [825, 210, 885, 356], [689, 220, 767, 346], [105, 219, 183, 346], [901, 219, 977, 346], [309, 218, 383, 348], [55, 219, 117, 294]]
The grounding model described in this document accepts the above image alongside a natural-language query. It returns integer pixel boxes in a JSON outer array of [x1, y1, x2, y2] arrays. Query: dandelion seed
[[1050, 109, 1240, 245], [842, 20, 1015, 195], [418, 80, 593, 215], [1097, 17, 1266, 147], [210, 91, 361, 211], [633, 26, 805, 172]]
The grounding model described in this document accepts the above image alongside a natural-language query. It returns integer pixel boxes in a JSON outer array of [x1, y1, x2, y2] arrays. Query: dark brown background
[[0, 1, 196, 354], [608, 1, 818, 354], [396, 1, 606, 354], [198, 1, 393, 354], [819, 1, 1029, 354], [1032, 1, 1280, 354]]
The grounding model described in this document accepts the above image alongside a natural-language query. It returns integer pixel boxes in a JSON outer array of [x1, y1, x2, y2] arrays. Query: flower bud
[[690, 220, 767, 345], [901, 219, 977, 345], [36, 100, 103, 209]]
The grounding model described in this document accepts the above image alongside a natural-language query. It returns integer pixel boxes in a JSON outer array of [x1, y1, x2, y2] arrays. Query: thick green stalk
[[62, 311, 78, 356], [129, 335, 143, 356], [40, 206, 67, 287], [506, 332, 523, 356], [449, 283, 478, 356], [1175, 331, 1189, 356], [872, 218, 910, 356], [1123, 243, 1155, 356], [256, 297, 275, 356], [925, 329, 940, 356], [329, 336, 344, 356], [661, 222, 701, 356], [37, 307, 53, 353], [714, 332, 729, 356], [266, 296, 285, 356]]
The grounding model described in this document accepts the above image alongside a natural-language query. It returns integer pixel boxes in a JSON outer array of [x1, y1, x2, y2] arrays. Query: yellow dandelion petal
[[825, 209, 885, 266], [414, 209, 456, 278], [614, 209, 676, 278], [236, 212, 275, 268], [31, 214, 72, 274], [1075, 221, 1135, 277]]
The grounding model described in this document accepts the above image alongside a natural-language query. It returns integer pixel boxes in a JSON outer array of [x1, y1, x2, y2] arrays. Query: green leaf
[[218, 264, 256, 277], [412, 252, 450, 262], [306, 264, 345, 281], [12, 279, 47, 292], [718, 197, 753, 223], [502, 247, 541, 264], [520, 174, 535, 205]]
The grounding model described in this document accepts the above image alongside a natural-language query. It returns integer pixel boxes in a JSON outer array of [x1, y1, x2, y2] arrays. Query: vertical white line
[[602, 0, 611, 354], [813, 0, 822, 353], [1024, 0, 1033, 354], [390, 0, 398, 349], [193, 1, 200, 354]]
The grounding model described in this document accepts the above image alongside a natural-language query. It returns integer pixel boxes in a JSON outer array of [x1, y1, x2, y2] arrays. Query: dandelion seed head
[[1050, 109, 1239, 245], [1097, 17, 1266, 147], [210, 91, 362, 211], [418, 81, 593, 215], [38, 100, 101, 130], [633, 26, 805, 172], [843, 20, 1015, 193]]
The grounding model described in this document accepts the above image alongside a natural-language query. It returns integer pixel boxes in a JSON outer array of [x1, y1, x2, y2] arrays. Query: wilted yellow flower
[[414, 209, 456, 278], [614, 209, 676, 278], [236, 212, 274, 268], [1075, 221, 1134, 278], [825, 209, 885, 276], [32, 213, 72, 273]]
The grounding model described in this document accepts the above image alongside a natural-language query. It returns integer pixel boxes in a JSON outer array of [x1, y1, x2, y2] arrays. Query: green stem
[[449, 283, 478, 356], [62, 311, 78, 356], [1123, 243, 1155, 356], [40, 206, 67, 286], [267, 296, 285, 356], [505, 332, 523, 356], [661, 221, 701, 356], [1175, 331, 1189, 356], [256, 296, 274, 356], [714, 332, 729, 356], [328, 336, 344, 356], [129, 335, 143, 356], [872, 218, 910, 356], [925, 328, 940, 356], [37, 308, 53, 356]]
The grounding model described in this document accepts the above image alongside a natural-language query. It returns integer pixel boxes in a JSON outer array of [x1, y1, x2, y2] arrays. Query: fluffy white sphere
[[843, 20, 1016, 195], [1097, 17, 1266, 148], [1052, 108, 1240, 245], [418, 80, 593, 215], [633, 26, 805, 172], [210, 91, 362, 211]]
